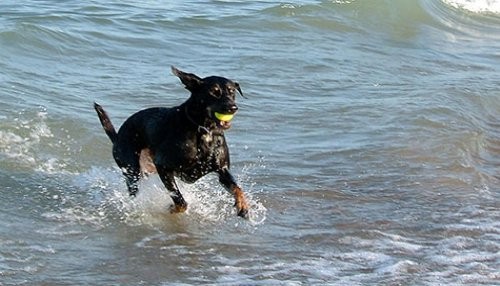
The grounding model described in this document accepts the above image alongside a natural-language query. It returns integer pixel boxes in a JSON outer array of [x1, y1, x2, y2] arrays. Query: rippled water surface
[[1, 0, 499, 285]]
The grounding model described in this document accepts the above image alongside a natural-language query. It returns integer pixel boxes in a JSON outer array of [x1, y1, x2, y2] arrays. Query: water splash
[[67, 166, 267, 228], [0, 108, 73, 175]]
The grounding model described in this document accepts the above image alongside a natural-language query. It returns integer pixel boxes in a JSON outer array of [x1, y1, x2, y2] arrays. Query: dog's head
[[172, 66, 243, 130]]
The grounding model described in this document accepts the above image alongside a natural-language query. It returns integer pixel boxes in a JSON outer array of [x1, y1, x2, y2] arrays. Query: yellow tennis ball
[[215, 112, 234, 122]]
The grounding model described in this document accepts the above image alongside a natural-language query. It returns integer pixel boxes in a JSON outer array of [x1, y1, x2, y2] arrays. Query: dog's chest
[[175, 132, 226, 183], [200, 132, 214, 145], [197, 132, 225, 160]]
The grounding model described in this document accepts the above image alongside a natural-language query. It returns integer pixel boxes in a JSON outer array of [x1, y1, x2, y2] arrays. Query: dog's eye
[[211, 86, 221, 98]]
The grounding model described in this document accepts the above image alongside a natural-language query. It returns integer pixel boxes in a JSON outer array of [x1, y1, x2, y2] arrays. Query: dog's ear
[[234, 82, 247, 98], [171, 66, 202, 91]]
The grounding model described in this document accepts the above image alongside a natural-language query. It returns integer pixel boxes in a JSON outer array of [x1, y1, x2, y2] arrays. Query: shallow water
[[1, 0, 499, 285]]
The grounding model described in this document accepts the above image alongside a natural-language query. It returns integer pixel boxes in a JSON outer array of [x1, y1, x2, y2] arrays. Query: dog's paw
[[232, 187, 249, 219], [237, 208, 249, 219], [169, 203, 188, 214]]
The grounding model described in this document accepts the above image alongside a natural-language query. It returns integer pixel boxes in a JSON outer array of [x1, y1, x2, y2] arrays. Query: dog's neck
[[183, 104, 221, 136], [184, 106, 209, 134]]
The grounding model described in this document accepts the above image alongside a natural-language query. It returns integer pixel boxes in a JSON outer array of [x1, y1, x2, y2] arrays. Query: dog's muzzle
[[214, 105, 238, 129]]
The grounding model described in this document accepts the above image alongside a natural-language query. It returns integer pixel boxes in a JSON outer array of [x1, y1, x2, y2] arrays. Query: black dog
[[94, 66, 249, 218]]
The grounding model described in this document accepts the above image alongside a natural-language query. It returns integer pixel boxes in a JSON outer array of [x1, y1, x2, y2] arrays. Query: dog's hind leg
[[123, 170, 140, 197], [117, 161, 141, 196], [139, 148, 157, 176], [113, 145, 142, 197]]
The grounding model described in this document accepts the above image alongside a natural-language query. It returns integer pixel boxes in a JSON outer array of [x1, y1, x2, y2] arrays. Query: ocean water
[[0, 0, 499, 285]]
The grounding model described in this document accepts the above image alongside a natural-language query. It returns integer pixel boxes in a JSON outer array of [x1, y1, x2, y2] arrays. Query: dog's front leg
[[158, 171, 188, 213], [218, 168, 249, 219]]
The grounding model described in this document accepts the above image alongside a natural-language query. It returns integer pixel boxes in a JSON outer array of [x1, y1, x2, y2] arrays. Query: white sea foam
[[0, 109, 74, 175], [442, 0, 500, 13], [0, 130, 35, 165]]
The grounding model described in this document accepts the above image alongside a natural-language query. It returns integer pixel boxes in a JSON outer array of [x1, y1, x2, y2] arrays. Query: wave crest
[[442, 0, 500, 13]]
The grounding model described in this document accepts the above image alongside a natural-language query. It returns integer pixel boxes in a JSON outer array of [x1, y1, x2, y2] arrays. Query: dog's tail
[[94, 102, 118, 144]]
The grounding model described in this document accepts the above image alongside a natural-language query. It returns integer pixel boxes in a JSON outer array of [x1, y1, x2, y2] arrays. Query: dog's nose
[[229, 105, 238, 113]]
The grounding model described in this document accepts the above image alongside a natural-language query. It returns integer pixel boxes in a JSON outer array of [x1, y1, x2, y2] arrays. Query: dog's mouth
[[214, 111, 235, 129]]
